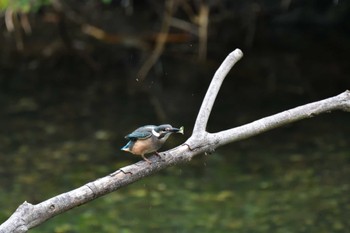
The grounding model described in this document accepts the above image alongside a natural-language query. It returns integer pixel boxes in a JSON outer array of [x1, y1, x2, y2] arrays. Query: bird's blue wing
[[125, 131, 152, 140]]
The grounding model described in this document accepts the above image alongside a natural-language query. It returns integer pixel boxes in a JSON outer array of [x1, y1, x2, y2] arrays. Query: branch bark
[[1, 49, 349, 233]]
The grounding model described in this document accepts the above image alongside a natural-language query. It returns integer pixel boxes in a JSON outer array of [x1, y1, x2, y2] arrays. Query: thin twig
[[198, 3, 209, 61]]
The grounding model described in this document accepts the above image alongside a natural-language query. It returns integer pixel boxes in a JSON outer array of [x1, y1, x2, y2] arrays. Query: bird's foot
[[154, 151, 166, 162], [141, 155, 152, 164]]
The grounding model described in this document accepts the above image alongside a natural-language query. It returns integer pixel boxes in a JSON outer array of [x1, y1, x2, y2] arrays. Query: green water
[[1, 113, 349, 233]]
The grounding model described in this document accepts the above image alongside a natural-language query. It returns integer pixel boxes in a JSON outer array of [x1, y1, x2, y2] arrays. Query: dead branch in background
[[197, 3, 209, 61], [137, 0, 175, 81], [1, 49, 349, 233], [40, 0, 210, 81]]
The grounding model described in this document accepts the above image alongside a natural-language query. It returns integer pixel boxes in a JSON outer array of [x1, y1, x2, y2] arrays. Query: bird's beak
[[169, 126, 184, 134]]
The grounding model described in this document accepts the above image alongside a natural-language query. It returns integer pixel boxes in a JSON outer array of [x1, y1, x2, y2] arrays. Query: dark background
[[0, 1, 349, 232]]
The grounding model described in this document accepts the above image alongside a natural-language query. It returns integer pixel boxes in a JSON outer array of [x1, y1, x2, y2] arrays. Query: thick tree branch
[[1, 49, 349, 233]]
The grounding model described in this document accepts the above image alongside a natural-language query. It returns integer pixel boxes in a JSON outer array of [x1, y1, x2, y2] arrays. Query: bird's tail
[[121, 141, 132, 152]]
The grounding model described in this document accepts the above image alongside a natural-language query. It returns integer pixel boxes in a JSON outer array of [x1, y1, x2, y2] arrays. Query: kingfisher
[[121, 124, 184, 163]]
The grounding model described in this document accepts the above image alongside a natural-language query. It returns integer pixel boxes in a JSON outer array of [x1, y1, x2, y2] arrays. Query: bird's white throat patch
[[152, 129, 160, 137]]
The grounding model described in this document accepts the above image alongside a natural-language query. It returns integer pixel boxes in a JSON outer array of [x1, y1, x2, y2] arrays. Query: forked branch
[[1, 49, 349, 233]]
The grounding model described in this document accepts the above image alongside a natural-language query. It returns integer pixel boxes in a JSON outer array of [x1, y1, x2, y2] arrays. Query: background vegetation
[[0, 0, 349, 232]]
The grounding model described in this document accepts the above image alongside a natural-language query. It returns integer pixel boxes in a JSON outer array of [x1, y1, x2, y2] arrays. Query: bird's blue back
[[125, 125, 156, 140]]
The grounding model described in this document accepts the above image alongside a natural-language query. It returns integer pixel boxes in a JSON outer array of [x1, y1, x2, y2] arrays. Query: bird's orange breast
[[130, 139, 154, 156]]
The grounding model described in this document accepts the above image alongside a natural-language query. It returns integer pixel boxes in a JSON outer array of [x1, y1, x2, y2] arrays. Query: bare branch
[[137, 0, 174, 81], [192, 49, 243, 135], [185, 48, 243, 151], [1, 48, 349, 233], [210, 90, 350, 147]]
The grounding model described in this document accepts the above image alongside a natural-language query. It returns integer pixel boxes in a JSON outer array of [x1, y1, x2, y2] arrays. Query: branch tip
[[232, 48, 243, 59]]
